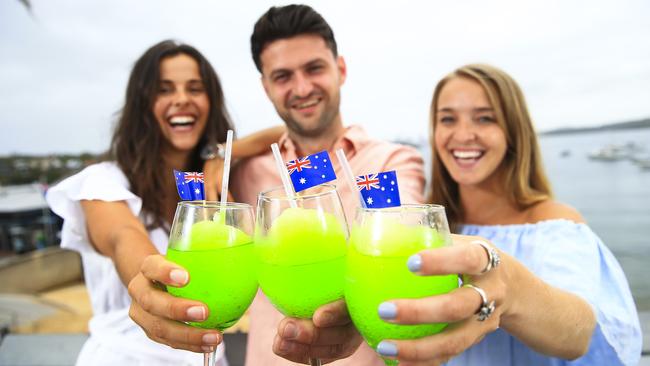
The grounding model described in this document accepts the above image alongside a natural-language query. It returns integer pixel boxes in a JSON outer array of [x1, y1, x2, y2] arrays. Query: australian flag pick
[[356, 170, 401, 208], [286, 150, 337, 193], [174, 170, 205, 201]]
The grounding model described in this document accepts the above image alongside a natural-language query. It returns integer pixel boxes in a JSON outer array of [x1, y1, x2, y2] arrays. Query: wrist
[[497, 254, 531, 330], [200, 142, 225, 160]]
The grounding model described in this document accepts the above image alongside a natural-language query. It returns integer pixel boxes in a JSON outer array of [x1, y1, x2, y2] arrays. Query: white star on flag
[[195, 188, 200, 194], [367, 197, 373, 205], [300, 178, 306, 184]]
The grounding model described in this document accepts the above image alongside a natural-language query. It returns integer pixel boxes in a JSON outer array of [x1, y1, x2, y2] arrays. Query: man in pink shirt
[[231, 4, 425, 365], [127, 4, 425, 365]]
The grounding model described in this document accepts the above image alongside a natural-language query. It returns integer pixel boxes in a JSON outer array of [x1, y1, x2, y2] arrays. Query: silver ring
[[463, 284, 495, 321], [472, 240, 501, 274]]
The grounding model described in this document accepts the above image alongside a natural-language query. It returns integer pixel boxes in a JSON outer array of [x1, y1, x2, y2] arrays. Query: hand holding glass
[[344, 204, 458, 365], [256, 184, 348, 365], [166, 201, 258, 365]]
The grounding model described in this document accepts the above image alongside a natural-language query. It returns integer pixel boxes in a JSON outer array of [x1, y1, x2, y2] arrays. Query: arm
[[81, 199, 157, 284], [232, 125, 285, 159], [376, 235, 595, 364], [500, 259, 595, 359], [204, 125, 285, 200], [80, 200, 223, 353]]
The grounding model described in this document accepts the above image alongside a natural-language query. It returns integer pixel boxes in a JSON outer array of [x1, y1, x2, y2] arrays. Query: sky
[[1, 0, 649, 155]]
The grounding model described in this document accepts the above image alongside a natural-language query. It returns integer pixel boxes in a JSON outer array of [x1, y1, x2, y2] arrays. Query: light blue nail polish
[[378, 302, 397, 320], [407, 254, 422, 272], [377, 341, 398, 357]]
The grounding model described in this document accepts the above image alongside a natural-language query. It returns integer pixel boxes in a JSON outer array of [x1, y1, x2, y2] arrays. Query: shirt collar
[[277, 125, 368, 159]]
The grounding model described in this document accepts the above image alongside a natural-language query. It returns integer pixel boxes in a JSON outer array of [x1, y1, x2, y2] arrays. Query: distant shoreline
[[540, 118, 650, 136]]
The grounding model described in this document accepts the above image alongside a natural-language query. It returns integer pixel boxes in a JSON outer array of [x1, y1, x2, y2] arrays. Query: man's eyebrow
[[269, 68, 291, 78]]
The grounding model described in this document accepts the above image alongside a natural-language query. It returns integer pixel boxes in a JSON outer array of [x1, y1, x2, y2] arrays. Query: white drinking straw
[[335, 148, 367, 209], [220, 130, 234, 208], [271, 143, 297, 208]]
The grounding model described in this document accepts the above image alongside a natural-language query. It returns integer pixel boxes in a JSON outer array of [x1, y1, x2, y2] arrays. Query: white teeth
[[169, 116, 195, 125], [296, 100, 319, 109], [453, 150, 482, 159]]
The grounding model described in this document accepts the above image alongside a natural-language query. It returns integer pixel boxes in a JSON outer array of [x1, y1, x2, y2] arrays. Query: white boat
[[588, 142, 645, 162], [632, 157, 650, 170], [588, 145, 628, 161]]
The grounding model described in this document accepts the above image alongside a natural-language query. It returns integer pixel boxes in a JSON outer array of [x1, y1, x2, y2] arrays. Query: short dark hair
[[251, 4, 338, 72]]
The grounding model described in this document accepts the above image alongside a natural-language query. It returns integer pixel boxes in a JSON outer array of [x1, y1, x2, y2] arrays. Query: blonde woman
[[373, 64, 641, 365]]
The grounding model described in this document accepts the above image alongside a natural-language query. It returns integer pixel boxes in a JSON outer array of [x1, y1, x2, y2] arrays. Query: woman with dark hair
[[45, 40, 280, 366], [372, 64, 641, 365]]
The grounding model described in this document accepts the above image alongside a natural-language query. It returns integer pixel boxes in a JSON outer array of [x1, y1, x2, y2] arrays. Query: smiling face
[[259, 34, 346, 137], [152, 53, 209, 154], [434, 77, 508, 188]]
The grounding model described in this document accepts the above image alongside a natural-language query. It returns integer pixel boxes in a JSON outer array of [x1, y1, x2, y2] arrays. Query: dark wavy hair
[[428, 64, 552, 232], [108, 40, 233, 230], [251, 4, 337, 72]]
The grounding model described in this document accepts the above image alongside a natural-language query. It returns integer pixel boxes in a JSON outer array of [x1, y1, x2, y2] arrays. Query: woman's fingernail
[[170, 269, 188, 285], [407, 254, 422, 272], [377, 341, 398, 357], [187, 306, 206, 321], [202, 333, 219, 345], [282, 321, 297, 340], [378, 302, 397, 320], [202, 346, 214, 353]]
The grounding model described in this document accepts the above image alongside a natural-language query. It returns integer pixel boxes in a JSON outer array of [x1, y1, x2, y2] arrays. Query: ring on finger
[[472, 240, 501, 274], [463, 284, 496, 321]]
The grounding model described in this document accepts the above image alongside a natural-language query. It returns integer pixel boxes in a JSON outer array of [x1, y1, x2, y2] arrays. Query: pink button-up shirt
[[230, 125, 425, 366]]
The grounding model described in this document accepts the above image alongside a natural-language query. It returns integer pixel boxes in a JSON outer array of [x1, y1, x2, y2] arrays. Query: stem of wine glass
[[309, 358, 322, 366], [205, 349, 218, 366]]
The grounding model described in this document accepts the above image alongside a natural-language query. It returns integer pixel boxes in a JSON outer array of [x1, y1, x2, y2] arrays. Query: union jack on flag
[[356, 173, 381, 191], [286, 150, 336, 193], [174, 170, 205, 201], [286, 156, 312, 174], [183, 172, 204, 183], [356, 170, 400, 208]]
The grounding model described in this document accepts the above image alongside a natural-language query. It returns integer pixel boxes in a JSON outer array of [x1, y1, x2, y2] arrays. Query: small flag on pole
[[286, 150, 336, 193], [356, 170, 401, 208], [174, 170, 205, 200]]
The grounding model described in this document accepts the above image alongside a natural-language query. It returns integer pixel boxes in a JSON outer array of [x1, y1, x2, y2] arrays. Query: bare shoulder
[[528, 200, 585, 224]]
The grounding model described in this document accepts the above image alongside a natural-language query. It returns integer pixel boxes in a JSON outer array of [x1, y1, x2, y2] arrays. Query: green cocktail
[[166, 206, 258, 331], [256, 206, 347, 318], [344, 205, 457, 364]]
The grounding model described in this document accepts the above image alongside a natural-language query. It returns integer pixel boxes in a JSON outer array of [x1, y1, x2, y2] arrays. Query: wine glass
[[255, 184, 349, 366], [166, 201, 258, 366], [344, 204, 458, 365]]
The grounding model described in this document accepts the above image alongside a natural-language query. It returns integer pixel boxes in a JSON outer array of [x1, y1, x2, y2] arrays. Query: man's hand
[[128, 254, 223, 353], [272, 300, 363, 364]]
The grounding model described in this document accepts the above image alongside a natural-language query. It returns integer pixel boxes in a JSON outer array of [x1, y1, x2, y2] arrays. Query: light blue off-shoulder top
[[445, 219, 642, 366]]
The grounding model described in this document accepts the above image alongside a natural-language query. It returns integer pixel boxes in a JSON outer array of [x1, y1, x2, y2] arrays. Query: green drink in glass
[[166, 201, 258, 364], [255, 184, 349, 318], [344, 204, 458, 365]]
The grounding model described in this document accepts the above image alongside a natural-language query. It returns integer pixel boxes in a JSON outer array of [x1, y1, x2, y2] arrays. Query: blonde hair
[[428, 64, 552, 231]]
